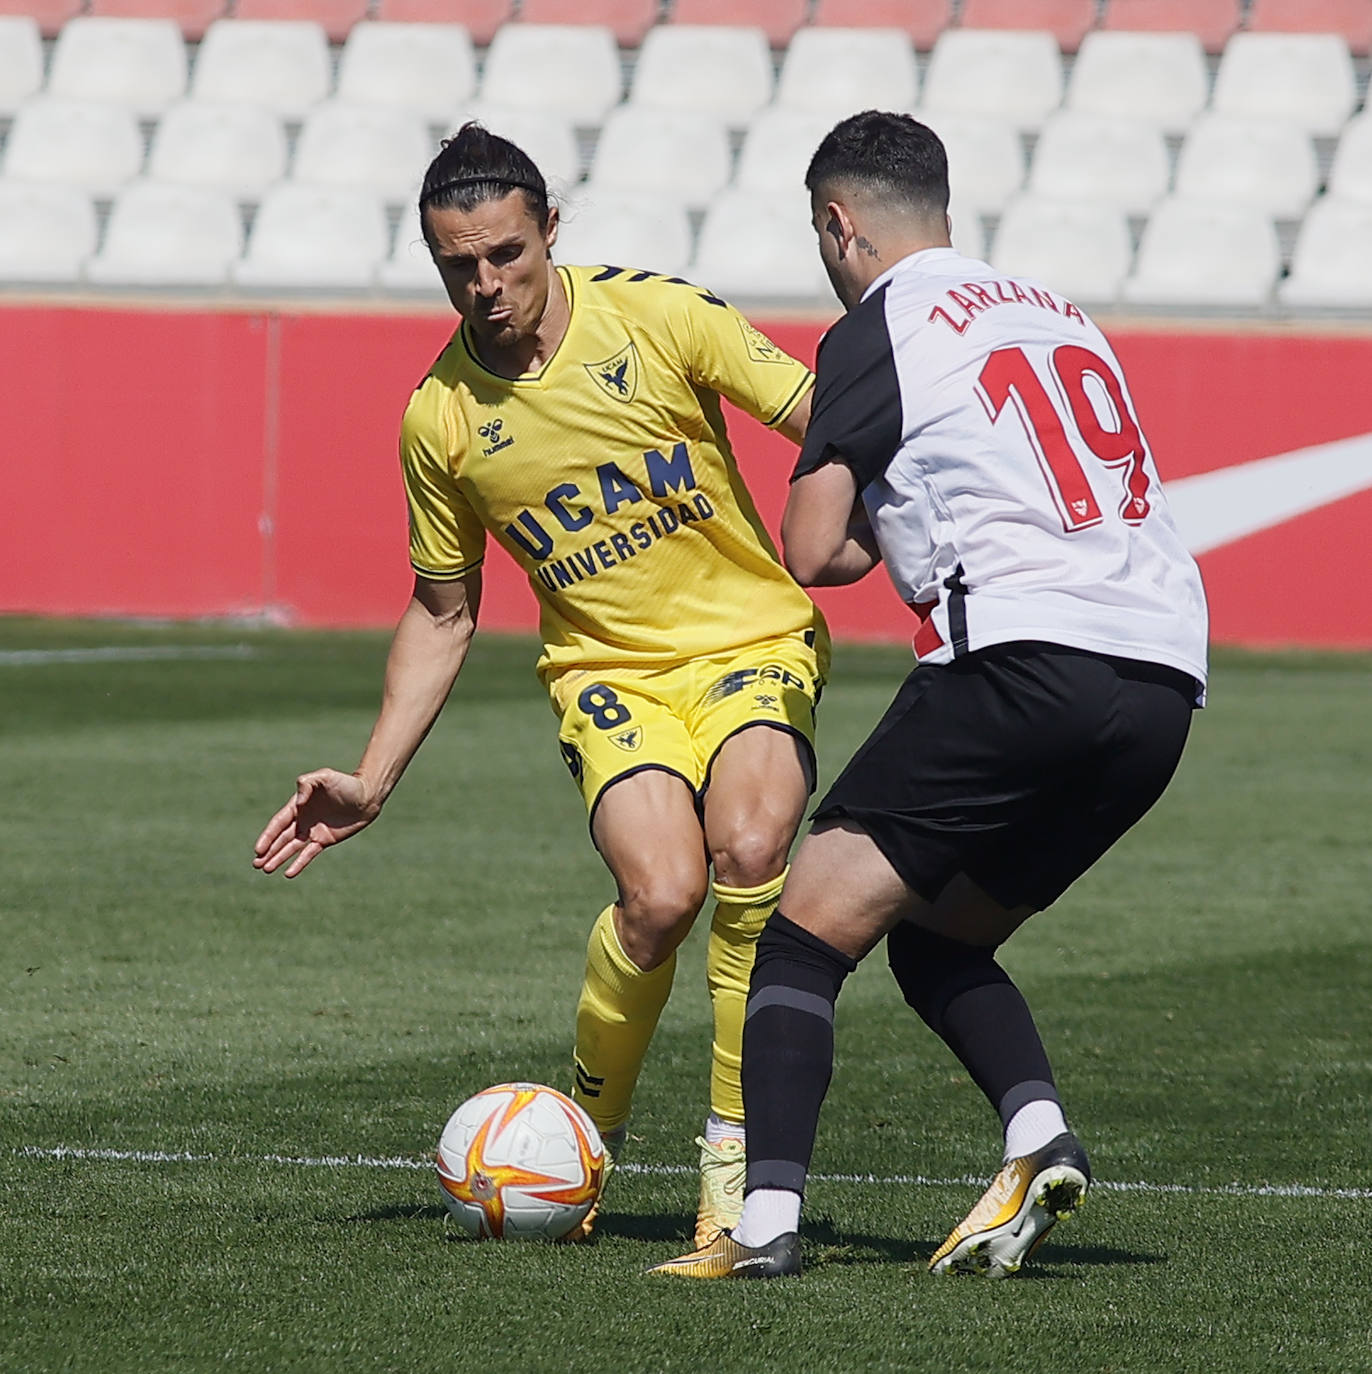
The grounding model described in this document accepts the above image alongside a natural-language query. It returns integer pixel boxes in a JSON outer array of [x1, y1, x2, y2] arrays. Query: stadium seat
[[1065, 31, 1207, 134], [371, 0, 511, 47], [811, 0, 952, 51], [0, 180, 96, 282], [0, 0, 82, 41], [947, 199, 986, 259], [378, 204, 447, 295], [629, 26, 773, 125], [920, 29, 1063, 131], [87, 0, 227, 44], [1174, 115, 1318, 219], [1328, 113, 1372, 204], [292, 103, 435, 202], [774, 28, 919, 117], [1279, 197, 1372, 306], [233, 184, 388, 288], [991, 195, 1132, 303], [480, 24, 622, 125], [0, 17, 42, 117], [923, 114, 1024, 213], [85, 180, 243, 285], [457, 105, 580, 192], [47, 18, 188, 118], [693, 188, 832, 302], [148, 101, 287, 198], [1211, 33, 1356, 137], [734, 107, 843, 196], [553, 190, 693, 278], [1247, 0, 1372, 60], [232, 0, 368, 46], [1027, 112, 1170, 214], [957, 0, 1097, 52], [3, 98, 144, 198], [1098, 0, 1239, 55], [1123, 197, 1280, 306], [514, 0, 656, 49], [190, 20, 332, 120], [336, 23, 476, 123], [588, 108, 731, 210], [668, 0, 807, 48]]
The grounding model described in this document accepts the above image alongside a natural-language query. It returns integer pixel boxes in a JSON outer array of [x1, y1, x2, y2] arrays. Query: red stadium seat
[[0, 0, 82, 39], [232, 0, 369, 44], [519, 0, 656, 48], [811, 0, 952, 51], [371, 0, 513, 47], [1100, 0, 1240, 54], [87, 0, 227, 41], [1246, 0, 1372, 58], [958, 0, 1097, 51], [668, 0, 807, 48]]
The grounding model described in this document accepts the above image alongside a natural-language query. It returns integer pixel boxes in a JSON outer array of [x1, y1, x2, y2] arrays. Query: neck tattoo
[[855, 236, 881, 260]]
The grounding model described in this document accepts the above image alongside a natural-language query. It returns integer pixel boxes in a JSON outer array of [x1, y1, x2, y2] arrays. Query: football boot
[[693, 1133, 746, 1249], [645, 1229, 801, 1280]]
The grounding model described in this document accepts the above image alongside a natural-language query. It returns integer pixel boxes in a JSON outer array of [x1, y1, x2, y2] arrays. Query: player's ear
[[544, 203, 559, 255], [826, 200, 855, 259]]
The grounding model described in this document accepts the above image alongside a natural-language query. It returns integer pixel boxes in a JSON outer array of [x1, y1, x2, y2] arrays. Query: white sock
[[704, 1112, 745, 1146], [731, 1188, 800, 1248], [1003, 1099, 1069, 1161]]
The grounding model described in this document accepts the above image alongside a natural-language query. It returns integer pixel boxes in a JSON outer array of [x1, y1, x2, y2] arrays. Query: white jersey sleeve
[[794, 248, 1208, 696]]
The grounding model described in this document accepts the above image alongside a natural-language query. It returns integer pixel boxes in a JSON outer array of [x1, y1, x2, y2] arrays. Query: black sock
[[741, 911, 858, 1197], [886, 922, 1060, 1128]]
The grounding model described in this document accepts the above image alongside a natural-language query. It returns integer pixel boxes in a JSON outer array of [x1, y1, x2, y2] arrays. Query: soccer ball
[[435, 1082, 606, 1241]]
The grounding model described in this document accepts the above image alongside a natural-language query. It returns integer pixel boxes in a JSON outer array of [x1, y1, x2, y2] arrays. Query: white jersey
[[794, 247, 1208, 696]]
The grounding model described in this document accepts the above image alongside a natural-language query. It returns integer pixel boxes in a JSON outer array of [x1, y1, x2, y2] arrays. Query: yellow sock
[[706, 868, 787, 1124], [573, 904, 676, 1137]]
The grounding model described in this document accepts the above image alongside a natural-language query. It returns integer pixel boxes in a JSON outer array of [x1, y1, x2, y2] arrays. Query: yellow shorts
[[550, 634, 825, 818]]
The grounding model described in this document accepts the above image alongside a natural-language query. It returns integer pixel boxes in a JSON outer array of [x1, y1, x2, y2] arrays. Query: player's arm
[[774, 386, 812, 446], [783, 460, 881, 586], [253, 571, 480, 878]]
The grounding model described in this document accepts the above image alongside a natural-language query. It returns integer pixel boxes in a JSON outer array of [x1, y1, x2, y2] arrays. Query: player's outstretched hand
[[252, 768, 379, 878]]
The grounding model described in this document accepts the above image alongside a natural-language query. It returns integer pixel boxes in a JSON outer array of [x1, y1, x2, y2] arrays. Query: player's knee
[[709, 823, 790, 890], [616, 870, 708, 970]]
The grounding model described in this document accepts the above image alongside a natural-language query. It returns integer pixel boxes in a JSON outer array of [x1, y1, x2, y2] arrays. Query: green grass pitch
[[2, 617, 1370, 1372]]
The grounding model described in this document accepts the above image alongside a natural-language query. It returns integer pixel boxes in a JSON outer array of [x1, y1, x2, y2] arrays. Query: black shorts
[[813, 641, 1197, 912]]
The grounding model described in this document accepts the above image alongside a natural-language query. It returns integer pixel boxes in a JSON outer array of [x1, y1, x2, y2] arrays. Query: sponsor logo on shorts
[[705, 664, 811, 705], [753, 693, 780, 711]]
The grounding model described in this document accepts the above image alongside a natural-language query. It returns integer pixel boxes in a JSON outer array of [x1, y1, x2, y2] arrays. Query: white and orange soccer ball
[[435, 1082, 606, 1241]]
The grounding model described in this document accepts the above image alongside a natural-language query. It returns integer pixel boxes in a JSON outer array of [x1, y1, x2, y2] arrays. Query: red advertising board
[[2, 302, 1369, 647]]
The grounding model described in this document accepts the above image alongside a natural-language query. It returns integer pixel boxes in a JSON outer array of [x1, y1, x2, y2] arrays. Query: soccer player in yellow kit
[[253, 124, 828, 1245]]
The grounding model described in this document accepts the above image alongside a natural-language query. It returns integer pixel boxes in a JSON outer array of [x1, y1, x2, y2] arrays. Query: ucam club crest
[[586, 342, 639, 403], [609, 725, 643, 752]]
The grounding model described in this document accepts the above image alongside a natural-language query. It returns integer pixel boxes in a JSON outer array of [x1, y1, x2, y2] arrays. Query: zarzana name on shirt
[[928, 279, 1087, 336]]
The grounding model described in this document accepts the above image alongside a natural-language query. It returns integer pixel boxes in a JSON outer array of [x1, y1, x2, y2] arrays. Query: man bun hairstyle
[[419, 121, 550, 229], [805, 110, 949, 220]]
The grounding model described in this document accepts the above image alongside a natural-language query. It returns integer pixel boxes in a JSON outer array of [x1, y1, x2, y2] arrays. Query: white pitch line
[[13, 1146, 1372, 1201], [0, 645, 256, 666]]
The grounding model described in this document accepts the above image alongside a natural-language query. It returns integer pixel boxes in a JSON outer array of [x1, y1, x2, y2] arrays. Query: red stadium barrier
[[4, 302, 1371, 649]]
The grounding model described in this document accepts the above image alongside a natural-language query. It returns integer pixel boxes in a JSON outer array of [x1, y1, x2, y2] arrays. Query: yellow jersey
[[400, 263, 829, 683]]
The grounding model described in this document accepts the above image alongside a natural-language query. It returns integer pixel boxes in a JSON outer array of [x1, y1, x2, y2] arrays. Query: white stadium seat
[[1328, 113, 1372, 205], [0, 17, 44, 118], [336, 22, 477, 123], [148, 101, 287, 199], [48, 17, 187, 118], [553, 189, 693, 278], [734, 108, 841, 196], [774, 27, 918, 117], [1279, 198, 1372, 307], [3, 98, 144, 199], [990, 196, 1132, 304], [378, 204, 447, 296], [1027, 113, 1170, 215], [458, 106, 581, 196], [85, 181, 243, 285], [920, 30, 1063, 131], [1174, 115, 1318, 218], [693, 188, 832, 303], [480, 25, 621, 126], [629, 26, 774, 125], [587, 107, 731, 210], [1065, 31, 1208, 135], [1211, 32, 1356, 137], [191, 20, 332, 120], [1124, 198, 1280, 307], [925, 115, 1025, 214], [0, 180, 96, 283], [292, 102, 435, 202], [233, 184, 388, 289]]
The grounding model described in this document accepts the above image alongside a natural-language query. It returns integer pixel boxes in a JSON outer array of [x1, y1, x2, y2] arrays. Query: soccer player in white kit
[[650, 110, 1209, 1281]]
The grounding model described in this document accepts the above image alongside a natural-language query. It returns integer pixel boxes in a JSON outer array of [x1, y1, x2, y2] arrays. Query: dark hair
[[805, 110, 949, 219], [419, 121, 550, 229]]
